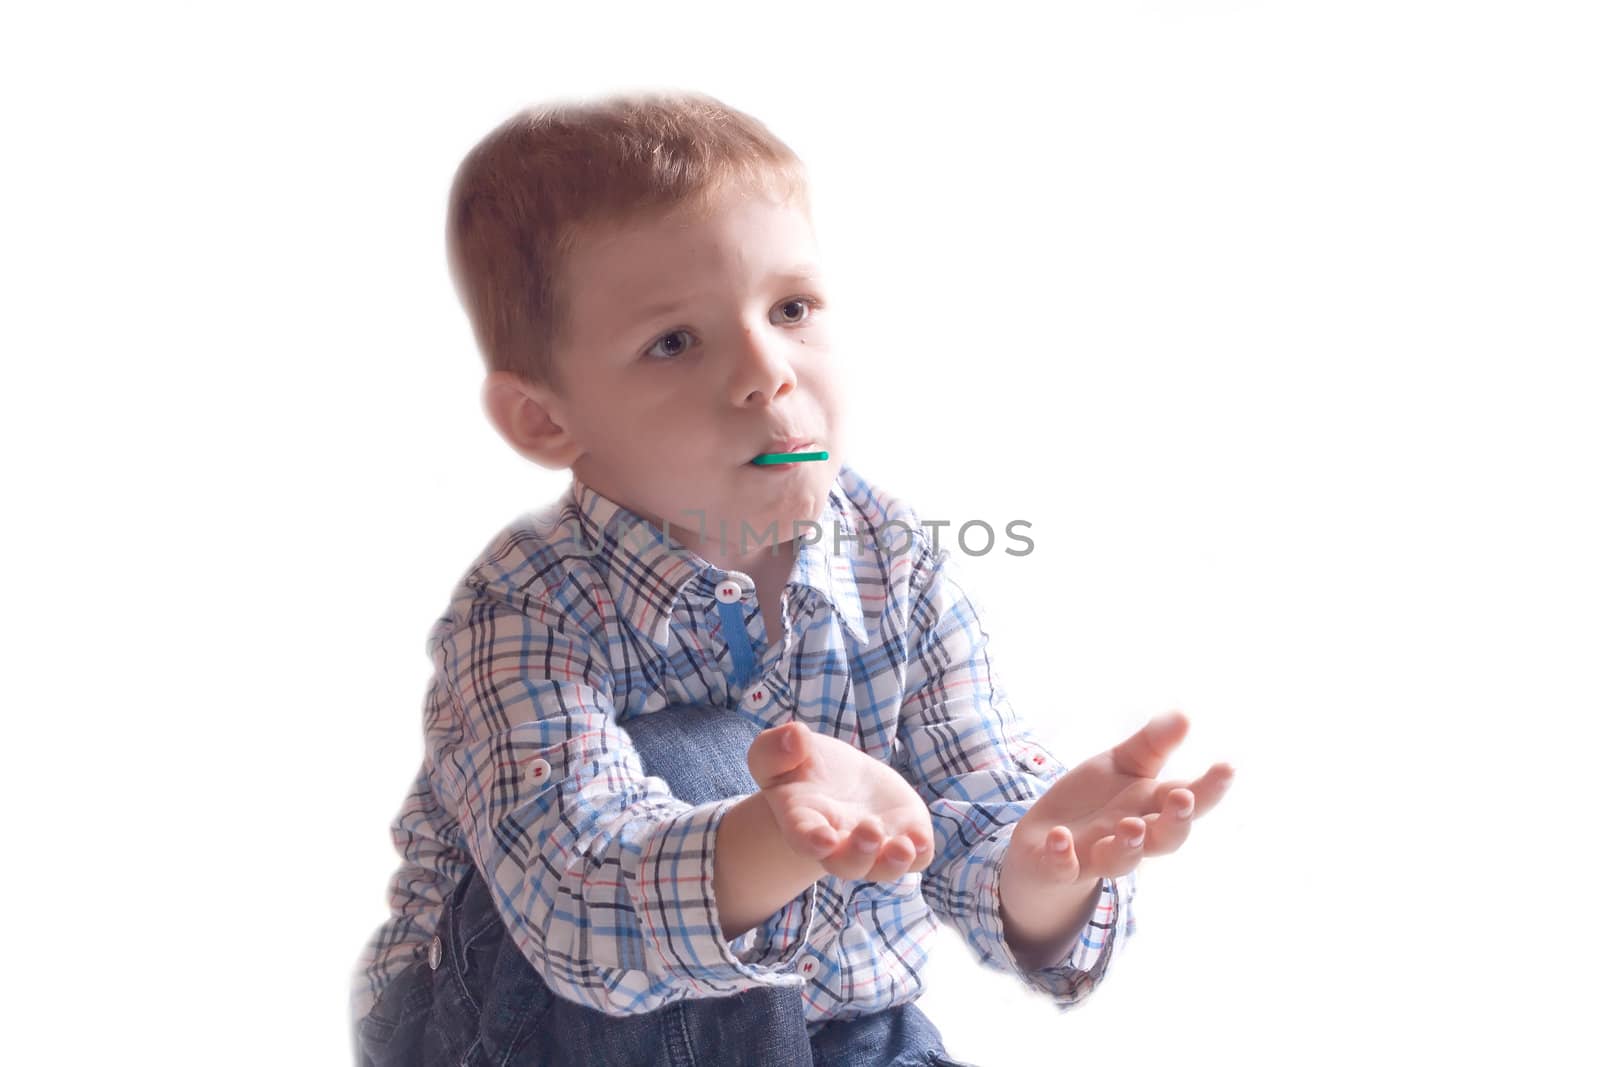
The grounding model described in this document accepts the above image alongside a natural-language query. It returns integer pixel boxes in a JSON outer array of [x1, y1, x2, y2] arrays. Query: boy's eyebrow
[[618, 265, 824, 333]]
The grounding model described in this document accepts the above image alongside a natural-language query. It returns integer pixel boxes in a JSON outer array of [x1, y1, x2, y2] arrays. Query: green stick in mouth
[[751, 450, 829, 465]]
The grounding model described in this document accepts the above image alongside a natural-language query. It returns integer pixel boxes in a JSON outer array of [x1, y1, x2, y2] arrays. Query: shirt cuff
[[969, 823, 1136, 1006], [633, 797, 816, 993], [731, 883, 818, 967]]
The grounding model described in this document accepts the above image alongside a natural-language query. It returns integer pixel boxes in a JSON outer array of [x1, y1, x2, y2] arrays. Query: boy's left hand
[[998, 710, 1233, 962]]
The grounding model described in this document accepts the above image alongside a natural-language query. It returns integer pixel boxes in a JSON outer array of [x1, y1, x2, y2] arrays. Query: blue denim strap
[[715, 595, 758, 690]]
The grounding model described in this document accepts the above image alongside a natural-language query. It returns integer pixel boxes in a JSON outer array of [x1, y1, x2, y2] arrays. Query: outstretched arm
[[998, 710, 1234, 970], [892, 543, 1139, 1007]]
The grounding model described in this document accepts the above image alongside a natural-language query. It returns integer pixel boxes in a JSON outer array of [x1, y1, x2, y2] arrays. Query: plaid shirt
[[351, 462, 1136, 1032]]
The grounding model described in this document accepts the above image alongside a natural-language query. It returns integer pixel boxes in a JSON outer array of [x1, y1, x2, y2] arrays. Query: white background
[[4, 1, 1596, 1063]]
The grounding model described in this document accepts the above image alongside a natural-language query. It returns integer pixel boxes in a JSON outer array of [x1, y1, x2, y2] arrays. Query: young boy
[[350, 90, 1233, 1067]]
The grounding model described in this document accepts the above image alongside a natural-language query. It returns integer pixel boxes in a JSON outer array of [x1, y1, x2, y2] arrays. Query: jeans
[[355, 702, 975, 1067]]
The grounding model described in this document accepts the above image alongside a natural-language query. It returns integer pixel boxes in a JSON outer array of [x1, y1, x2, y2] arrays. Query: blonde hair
[[445, 89, 811, 391]]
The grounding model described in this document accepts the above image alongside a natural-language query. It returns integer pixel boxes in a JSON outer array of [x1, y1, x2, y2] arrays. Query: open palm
[[746, 720, 935, 883], [1015, 710, 1234, 884]]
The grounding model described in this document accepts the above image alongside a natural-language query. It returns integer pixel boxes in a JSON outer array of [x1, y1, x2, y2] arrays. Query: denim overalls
[[353, 702, 976, 1067]]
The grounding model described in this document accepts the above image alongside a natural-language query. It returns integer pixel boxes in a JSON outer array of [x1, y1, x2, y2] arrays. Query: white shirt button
[[527, 757, 552, 785], [428, 935, 442, 970], [798, 953, 822, 979], [1020, 745, 1050, 771], [715, 580, 745, 604], [744, 685, 770, 709]]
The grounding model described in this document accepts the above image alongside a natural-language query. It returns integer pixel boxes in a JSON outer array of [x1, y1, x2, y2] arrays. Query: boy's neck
[[736, 536, 797, 590]]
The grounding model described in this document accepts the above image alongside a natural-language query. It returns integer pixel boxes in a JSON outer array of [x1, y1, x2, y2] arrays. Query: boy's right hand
[[746, 720, 935, 883]]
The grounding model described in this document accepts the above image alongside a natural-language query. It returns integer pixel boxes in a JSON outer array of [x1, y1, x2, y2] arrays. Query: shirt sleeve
[[425, 594, 815, 1016], [892, 542, 1137, 1010], [350, 765, 474, 1027]]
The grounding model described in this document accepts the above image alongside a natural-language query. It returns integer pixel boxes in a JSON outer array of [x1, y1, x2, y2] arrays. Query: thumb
[[1109, 709, 1189, 777], [747, 720, 809, 788]]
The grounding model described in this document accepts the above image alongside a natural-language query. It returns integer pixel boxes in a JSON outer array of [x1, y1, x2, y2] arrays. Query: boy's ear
[[481, 370, 585, 471]]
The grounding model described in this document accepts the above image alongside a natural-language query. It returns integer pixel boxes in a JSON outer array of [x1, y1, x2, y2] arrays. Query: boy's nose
[[728, 326, 797, 405]]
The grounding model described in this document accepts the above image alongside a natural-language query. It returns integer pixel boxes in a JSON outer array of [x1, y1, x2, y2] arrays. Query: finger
[[902, 819, 934, 870], [823, 817, 887, 881], [849, 816, 886, 855], [1141, 783, 1196, 821], [907, 831, 936, 872], [1150, 762, 1234, 819], [1137, 789, 1195, 856], [790, 810, 840, 858], [863, 836, 918, 882], [881, 834, 917, 866], [820, 845, 875, 881], [1084, 817, 1147, 879], [1190, 763, 1235, 817], [1038, 824, 1083, 883], [1110, 709, 1190, 778]]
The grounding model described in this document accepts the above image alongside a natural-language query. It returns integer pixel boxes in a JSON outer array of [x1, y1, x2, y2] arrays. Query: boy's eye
[[771, 296, 820, 325], [644, 329, 693, 361], [641, 297, 823, 361]]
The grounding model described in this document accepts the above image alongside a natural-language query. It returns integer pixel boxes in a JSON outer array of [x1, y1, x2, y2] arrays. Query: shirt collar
[[570, 467, 870, 652]]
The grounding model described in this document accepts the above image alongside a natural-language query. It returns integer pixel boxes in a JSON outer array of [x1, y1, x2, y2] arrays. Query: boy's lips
[[749, 444, 829, 469], [749, 436, 817, 463], [760, 436, 814, 455]]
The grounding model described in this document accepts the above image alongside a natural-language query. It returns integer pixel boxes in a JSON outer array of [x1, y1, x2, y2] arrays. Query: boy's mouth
[[750, 439, 827, 466]]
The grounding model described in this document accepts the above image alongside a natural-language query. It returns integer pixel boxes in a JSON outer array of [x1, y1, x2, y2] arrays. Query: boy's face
[[503, 184, 849, 572]]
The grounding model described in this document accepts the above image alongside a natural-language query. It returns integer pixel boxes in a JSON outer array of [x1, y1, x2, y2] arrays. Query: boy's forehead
[[569, 200, 822, 307]]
